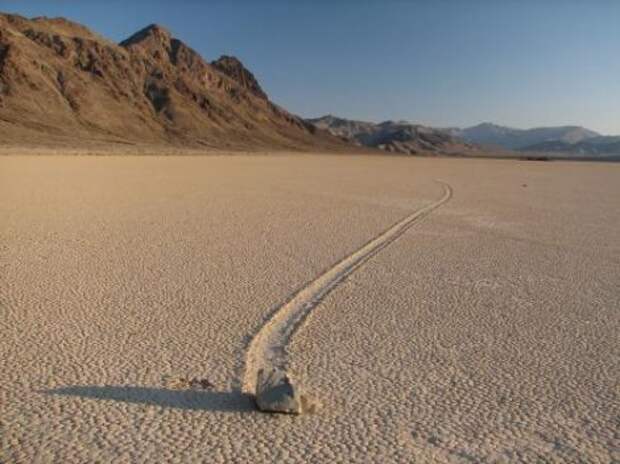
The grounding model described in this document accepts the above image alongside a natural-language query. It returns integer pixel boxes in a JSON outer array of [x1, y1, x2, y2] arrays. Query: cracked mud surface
[[1, 154, 618, 463]]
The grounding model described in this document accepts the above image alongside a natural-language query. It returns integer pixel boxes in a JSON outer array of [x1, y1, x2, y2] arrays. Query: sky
[[3, 0, 619, 134]]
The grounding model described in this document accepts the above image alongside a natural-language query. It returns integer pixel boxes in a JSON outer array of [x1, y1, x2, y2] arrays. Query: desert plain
[[1, 152, 619, 463]]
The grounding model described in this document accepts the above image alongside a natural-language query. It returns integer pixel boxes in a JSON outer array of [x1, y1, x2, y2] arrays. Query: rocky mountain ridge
[[0, 14, 346, 150], [309, 116, 618, 158], [307, 115, 480, 156]]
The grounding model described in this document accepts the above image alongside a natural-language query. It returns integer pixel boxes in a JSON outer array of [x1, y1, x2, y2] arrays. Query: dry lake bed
[[1, 154, 618, 463]]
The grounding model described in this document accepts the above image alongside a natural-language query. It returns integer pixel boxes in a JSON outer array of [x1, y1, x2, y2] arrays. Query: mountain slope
[[0, 14, 345, 150], [520, 136, 620, 159], [211, 55, 268, 100], [307, 115, 479, 155], [451, 123, 600, 150], [306, 115, 377, 142]]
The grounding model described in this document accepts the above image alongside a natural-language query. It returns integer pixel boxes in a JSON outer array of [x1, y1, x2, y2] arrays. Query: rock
[[255, 368, 303, 414], [165, 376, 214, 390]]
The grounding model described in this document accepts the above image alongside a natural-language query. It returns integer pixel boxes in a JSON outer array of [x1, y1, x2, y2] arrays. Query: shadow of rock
[[43, 385, 255, 413]]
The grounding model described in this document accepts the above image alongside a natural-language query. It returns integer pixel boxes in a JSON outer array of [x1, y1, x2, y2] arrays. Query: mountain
[[307, 115, 480, 155], [0, 14, 347, 150], [210, 55, 268, 100], [520, 136, 620, 159], [306, 115, 376, 143], [450, 123, 600, 150]]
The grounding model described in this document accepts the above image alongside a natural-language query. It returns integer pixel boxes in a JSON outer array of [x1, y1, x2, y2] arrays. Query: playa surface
[[1, 154, 618, 463]]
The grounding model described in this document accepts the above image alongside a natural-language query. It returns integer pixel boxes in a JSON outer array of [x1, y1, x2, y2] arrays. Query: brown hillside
[[211, 55, 268, 100], [0, 14, 347, 150]]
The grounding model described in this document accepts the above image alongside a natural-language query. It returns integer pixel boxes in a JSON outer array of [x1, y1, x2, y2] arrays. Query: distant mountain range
[[446, 123, 600, 150], [306, 115, 481, 156], [520, 136, 620, 159], [308, 117, 620, 159], [450, 123, 620, 159]]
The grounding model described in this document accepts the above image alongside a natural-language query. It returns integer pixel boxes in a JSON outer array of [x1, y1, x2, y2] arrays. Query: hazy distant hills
[[309, 116, 619, 158], [451, 123, 620, 158], [520, 136, 620, 159], [0, 14, 347, 150], [307, 115, 481, 156], [449, 123, 600, 150]]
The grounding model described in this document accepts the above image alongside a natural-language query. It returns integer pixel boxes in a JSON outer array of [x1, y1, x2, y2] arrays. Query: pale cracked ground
[[1, 154, 618, 463]]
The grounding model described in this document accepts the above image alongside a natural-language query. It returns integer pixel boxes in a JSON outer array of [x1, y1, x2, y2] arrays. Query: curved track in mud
[[242, 181, 453, 393]]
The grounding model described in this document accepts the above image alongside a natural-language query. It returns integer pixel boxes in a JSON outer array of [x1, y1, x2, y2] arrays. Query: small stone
[[189, 378, 214, 390], [255, 368, 303, 414], [300, 394, 321, 414]]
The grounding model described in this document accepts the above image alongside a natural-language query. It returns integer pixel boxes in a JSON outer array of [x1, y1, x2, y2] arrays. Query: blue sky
[[3, 1, 619, 134]]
